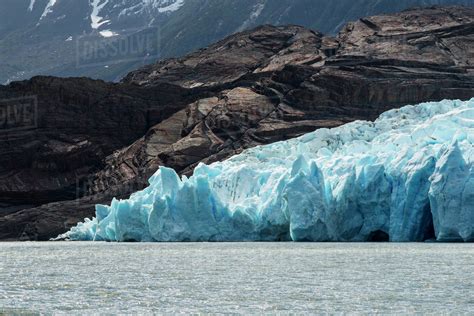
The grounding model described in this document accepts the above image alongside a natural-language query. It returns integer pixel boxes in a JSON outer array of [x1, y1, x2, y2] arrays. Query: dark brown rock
[[0, 77, 194, 208], [123, 25, 325, 89]]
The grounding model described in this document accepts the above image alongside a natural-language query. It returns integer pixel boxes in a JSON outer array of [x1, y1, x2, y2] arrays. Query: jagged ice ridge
[[60, 99, 474, 242]]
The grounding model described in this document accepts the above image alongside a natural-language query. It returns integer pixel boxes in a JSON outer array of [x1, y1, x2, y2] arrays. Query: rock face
[[0, 77, 192, 207], [0, 6, 473, 240]]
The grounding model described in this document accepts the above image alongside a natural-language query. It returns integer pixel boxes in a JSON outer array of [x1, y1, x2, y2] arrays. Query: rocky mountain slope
[[0, 0, 472, 84], [0, 6, 473, 240]]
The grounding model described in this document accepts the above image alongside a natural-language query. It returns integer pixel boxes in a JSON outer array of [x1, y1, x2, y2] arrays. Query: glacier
[[60, 99, 474, 242]]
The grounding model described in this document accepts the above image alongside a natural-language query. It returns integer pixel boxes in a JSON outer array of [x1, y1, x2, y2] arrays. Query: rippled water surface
[[1, 242, 474, 314]]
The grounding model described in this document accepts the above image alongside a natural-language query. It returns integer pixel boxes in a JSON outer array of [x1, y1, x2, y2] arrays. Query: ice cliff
[[60, 99, 474, 242]]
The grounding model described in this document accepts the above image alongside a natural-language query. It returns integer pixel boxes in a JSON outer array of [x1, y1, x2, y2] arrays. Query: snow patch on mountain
[[28, 0, 36, 12], [238, 0, 267, 32], [39, 0, 57, 20], [156, 0, 185, 13], [100, 30, 118, 37], [91, 0, 110, 29], [117, 0, 185, 17]]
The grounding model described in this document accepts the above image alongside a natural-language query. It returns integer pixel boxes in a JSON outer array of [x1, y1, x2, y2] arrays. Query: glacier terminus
[[60, 99, 474, 242]]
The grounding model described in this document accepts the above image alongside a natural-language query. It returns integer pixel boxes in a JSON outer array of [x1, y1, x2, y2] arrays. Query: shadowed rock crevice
[[368, 231, 390, 242]]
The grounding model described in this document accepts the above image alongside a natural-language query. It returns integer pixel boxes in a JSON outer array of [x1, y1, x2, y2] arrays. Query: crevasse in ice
[[60, 99, 474, 242]]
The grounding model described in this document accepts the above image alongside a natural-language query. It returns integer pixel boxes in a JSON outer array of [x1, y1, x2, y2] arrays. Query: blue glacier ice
[[60, 99, 474, 242]]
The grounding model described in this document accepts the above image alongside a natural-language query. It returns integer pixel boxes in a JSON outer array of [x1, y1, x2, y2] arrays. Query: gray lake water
[[1, 242, 473, 314]]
